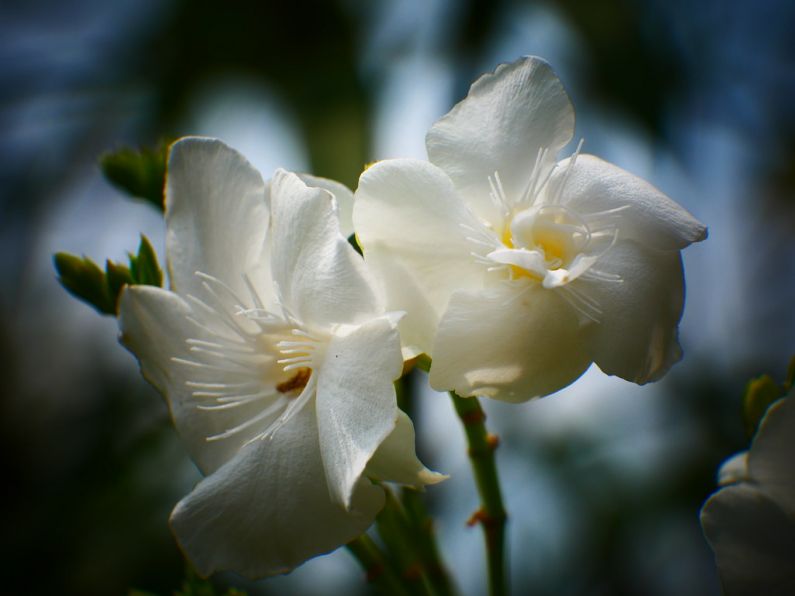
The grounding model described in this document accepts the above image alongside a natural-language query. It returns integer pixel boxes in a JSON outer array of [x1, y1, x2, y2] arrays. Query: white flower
[[701, 396, 795, 595], [118, 138, 442, 578], [354, 56, 707, 402]]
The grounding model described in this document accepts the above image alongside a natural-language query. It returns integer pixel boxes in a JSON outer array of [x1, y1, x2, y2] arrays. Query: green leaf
[[100, 141, 170, 211], [129, 234, 163, 287], [54, 253, 115, 315], [742, 374, 783, 438], [55, 236, 163, 317], [106, 260, 134, 304]]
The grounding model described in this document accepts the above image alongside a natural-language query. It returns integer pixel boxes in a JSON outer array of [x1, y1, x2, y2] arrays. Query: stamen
[[277, 355, 314, 365], [550, 139, 584, 205], [191, 391, 228, 398], [583, 205, 631, 221], [184, 315, 247, 346], [186, 295, 250, 342], [200, 280, 257, 337], [171, 356, 251, 374], [196, 389, 279, 411], [565, 284, 603, 314], [256, 376, 317, 442], [283, 361, 313, 372], [205, 397, 288, 442], [186, 381, 257, 390], [558, 285, 602, 324], [488, 171, 511, 219], [187, 338, 255, 355], [581, 268, 623, 283], [520, 146, 551, 206], [196, 272, 250, 309], [243, 273, 265, 310]]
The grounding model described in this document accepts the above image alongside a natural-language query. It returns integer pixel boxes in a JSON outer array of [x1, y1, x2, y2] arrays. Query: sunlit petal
[[170, 403, 385, 579], [430, 283, 591, 402], [427, 56, 574, 227]]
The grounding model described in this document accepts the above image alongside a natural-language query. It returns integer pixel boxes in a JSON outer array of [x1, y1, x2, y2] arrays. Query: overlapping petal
[[354, 159, 490, 346], [430, 283, 591, 402], [297, 173, 355, 239], [315, 315, 404, 509], [747, 396, 795, 514], [701, 484, 795, 596], [170, 403, 385, 579], [356, 56, 705, 401], [359, 244, 439, 358], [166, 138, 271, 303], [366, 411, 447, 487], [583, 240, 685, 383], [119, 286, 273, 474], [426, 56, 574, 227], [701, 397, 795, 596], [120, 141, 443, 579], [550, 154, 707, 251], [270, 169, 381, 328]]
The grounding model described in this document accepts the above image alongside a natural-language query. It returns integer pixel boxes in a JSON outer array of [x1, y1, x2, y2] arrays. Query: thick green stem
[[401, 488, 457, 596], [376, 488, 435, 595], [389, 372, 457, 596], [346, 534, 410, 596], [450, 392, 508, 596]]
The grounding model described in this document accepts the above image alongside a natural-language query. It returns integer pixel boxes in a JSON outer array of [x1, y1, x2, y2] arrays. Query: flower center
[[275, 367, 312, 396], [176, 271, 326, 446], [489, 205, 591, 286]]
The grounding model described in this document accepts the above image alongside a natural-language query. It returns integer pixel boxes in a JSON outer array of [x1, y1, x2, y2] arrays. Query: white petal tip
[[418, 469, 449, 486]]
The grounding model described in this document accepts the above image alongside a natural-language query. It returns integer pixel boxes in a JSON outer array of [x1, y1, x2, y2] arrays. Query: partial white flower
[[354, 56, 707, 402], [119, 138, 442, 578], [701, 396, 795, 596]]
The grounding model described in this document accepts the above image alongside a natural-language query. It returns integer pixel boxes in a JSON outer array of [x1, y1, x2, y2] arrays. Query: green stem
[[376, 488, 435, 595], [346, 534, 410, 596], [450, 391, 508, 596], [387, 372, 457, 596], [401, 488, 457, 596]]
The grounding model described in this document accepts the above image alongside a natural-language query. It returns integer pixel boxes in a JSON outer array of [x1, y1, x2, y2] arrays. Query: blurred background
[[2, 0, 794, 594]]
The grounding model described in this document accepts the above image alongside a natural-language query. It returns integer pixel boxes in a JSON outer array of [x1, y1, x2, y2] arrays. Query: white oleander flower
[[119, 138, 442, 578], [701, 396, 795, 596], [354, 56, 707, 402]]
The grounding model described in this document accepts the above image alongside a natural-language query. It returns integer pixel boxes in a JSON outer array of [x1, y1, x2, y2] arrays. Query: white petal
[[119, 286, 274, 475], [701, 484, 795, 596], [718, 452, 750, 486], [354, 158, 491, 352], [297, 173, 355, 239], [361, 244, 439, 358], [166, 138, 271, 304], [426, 56, 574, 227], [270, 170, 381, 329], [170, 402, 385, 579], [584, 240, 685, 383], [315, 316, 404, 509], [429, 283, 591, 402], [550, 154, 707, 250], [748, 396, 795, 515], [365, 410, 447, 487]]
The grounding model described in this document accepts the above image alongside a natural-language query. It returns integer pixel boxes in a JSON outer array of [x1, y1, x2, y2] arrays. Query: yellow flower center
[[494, 205, 591, 283]]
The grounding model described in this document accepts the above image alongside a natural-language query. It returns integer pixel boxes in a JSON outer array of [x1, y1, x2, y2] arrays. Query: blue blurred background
[[1, 0, 794, 594]]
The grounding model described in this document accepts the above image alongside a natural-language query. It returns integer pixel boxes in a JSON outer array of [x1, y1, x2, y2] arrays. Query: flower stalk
[[400, 487, 457, 596], [391, 372, 457, 596], [346, 535, 410, 596], [450, 392, 508, 596]]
